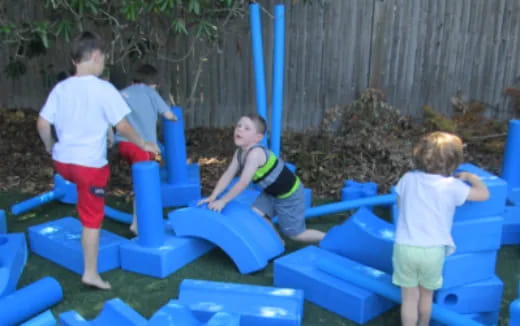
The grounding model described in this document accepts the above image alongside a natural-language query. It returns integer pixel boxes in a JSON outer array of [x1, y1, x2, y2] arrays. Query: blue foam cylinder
[[249, 3, 268, 122], [317, 260, 483, 326], [103, 205, 132, 224], [270, 4, 285, 157], [132, 161, 165, 247], [164, 106, 189, 185], [502, 120, 520, 194], [0, 277, 63, 325], [11, 189, 64, 216], [0, 209, 6, 234], [305, 194, 396, 218]]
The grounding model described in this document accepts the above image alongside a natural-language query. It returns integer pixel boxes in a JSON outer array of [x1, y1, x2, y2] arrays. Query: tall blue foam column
[[502, 120, 520, 195], [249, 3, 268, 122], [0, 276, 62, 325], [133, 161, 165, 247], [270, 4, 285, 157], [164, 106, 189, 185]]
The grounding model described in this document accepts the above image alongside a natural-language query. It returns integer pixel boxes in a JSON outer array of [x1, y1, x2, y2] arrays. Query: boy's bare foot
[[82, 275, 112, 290]]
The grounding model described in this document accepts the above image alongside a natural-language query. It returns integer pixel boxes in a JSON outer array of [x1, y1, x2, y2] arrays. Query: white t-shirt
[[40, 75, 130, 167], [395, 171, 470, 254]]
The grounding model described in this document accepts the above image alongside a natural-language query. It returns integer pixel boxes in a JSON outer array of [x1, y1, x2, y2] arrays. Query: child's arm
[[115, 118, 159, 154], [457, 172, 490, 202], [198, 152, 240, 206], [107, 127, 114, 148], [36, 117, 55, 154], [207, 148, 264, 212]]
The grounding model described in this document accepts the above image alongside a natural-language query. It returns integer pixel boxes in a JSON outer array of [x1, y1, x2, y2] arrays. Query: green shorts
[[392, 243, 446, 290]]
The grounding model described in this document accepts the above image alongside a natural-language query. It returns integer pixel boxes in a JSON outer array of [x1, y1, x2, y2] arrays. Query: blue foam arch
[[169, 201, 284, 274]]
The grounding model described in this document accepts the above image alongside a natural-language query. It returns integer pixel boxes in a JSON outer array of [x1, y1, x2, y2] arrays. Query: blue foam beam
[[103, 205, 132, 224], [11, 189, 64, 216], [305, 194, 396, 219], [317, 260, 483, 326]]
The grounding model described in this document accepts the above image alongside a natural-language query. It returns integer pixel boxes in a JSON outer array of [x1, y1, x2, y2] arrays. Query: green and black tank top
[[237, 144, 300, 199]]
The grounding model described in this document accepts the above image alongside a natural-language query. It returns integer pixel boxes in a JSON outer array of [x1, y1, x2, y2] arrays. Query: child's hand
[[208, 199, 227, 213], [143, 142, 160, 154], [197, 196, 215, 206], [171, 112, 178, 122], [456, 172, 478, 182]]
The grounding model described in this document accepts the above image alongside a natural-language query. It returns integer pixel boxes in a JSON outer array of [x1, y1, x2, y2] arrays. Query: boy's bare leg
[[401, 286, 419, 326], [252, 207, 285, 245], [129, 199, 137, 235], [417, 286, 434, 326], [81, 227, 111, 290], [288, 229, 325, 243]]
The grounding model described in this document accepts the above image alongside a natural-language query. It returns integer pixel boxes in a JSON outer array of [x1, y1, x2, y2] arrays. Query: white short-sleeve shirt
[[395, 171, 470, 254], [40, 75, 130, 167]]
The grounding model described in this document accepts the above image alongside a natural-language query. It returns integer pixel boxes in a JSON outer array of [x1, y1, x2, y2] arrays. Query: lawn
[[1, 191, 519, 326]]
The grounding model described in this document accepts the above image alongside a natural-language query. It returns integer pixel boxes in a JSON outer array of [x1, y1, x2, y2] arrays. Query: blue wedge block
[[502, 205, 520, 245], [120, 232, 214, 278], [274, 246, 395, 324], [454, 163, 507, 220], [0, 233, 27, 297], [59, 298, 147, 326], [169, 201, 284, 274], [28, 217, 127, 274], [320, 208, 499, 289], [178, 279, 303, 326], [435, 276, 503, 314], [148, 300, 240, 326], [20, 310, 56, 326]]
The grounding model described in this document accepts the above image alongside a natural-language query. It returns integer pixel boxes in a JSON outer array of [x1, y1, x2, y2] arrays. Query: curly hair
[[412, 131, 464, 176]]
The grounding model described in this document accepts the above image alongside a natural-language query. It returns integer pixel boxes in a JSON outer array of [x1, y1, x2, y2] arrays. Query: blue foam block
[[0, 210, 6, 234], [434, 276, 503, 314], [169, 201, 284, 274], [320, 208, 498, 289], [178, 279, 303, 326], [454, 163, 507, 220], [502, 205, 520, 245], [273, 246, 395, 324], [451, 216, 503, 254], [20, 310, 56, 326], [28, 217, 127, 274], [511, 296, 520, 326], [431, 310, 499, 326], [0, 277, 62, 326], [148, 300, 240, 326], [0, 233, 27, 297], [59, 298, 147, 326], [120, 232, 214, 278], [161, 182, 202, 208]]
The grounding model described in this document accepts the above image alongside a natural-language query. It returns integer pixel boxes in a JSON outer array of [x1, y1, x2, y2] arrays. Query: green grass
[[1, 191, 519, 325]]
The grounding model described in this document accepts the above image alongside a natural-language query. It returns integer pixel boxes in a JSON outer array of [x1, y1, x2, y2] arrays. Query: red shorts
[[118, 141, 154, 165], [54, 161, 110, 229]]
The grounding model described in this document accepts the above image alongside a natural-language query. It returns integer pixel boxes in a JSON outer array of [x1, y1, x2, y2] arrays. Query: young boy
[[115, 63, 178, 234], [393, 131, 489, 326], [37, 31, 158, 290], [198, 114, 324, 243]]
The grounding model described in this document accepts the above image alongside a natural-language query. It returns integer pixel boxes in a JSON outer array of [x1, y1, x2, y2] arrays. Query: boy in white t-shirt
[[37, 31, 158, 290], [393, 131, 489, 326]]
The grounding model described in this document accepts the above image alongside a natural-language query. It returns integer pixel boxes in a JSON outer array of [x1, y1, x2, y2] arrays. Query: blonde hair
[[412, 131, 464, 176]]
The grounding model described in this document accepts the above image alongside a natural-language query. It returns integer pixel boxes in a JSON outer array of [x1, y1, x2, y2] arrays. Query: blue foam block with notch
[[453, 163, 507, 220], [434, 276, 503, 314], [0, 232, 27, 297], [28, 217, 127, 274], [120, 231, 214, 278], [274, 246, 395, 324], [178, 279, 303, 326], [169, 201, 284, 274], [148, 300, 240, 326], [502, 205, 520, 245], [59, 298, 147, 326], [320, 208, 498, 289]]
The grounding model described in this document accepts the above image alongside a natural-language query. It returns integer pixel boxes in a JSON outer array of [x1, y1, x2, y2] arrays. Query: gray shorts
[[253, 184, 306, 236]]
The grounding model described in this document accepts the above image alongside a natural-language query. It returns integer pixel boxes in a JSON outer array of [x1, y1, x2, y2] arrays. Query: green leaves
[[54, 20, 74, 41]]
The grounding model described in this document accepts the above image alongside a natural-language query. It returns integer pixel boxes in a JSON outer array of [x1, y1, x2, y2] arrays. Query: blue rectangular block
[[0, 233, 27, 297], [431, 310, 499, 326], [28, 217, 127, 274], [502, 205, 520, 245], [451, 216, 503, 253], [161, 183, 202, 208], [0, 210, 6, 234], [120, 233, 214, 278], [178, 279, 304, 326], [454, 164, 507, 220], [434, 276, 503, 314], [443, 251, 497, 289], [274, 246, 395, 324]]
